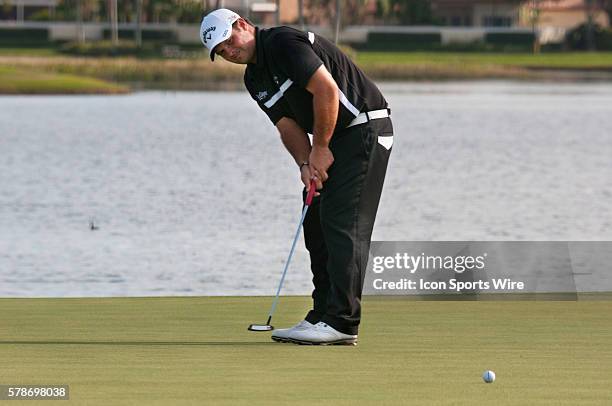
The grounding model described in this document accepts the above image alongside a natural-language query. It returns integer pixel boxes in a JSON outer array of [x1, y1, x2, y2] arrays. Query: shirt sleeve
[[257, 96, 292, 126], [244, 71, 292, 126], [268, 31, 323, 89]]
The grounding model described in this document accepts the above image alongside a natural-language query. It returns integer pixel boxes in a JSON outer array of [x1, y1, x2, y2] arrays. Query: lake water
[[1, 81, 611, 297]]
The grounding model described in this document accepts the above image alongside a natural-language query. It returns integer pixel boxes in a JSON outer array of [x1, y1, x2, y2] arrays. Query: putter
[[248, 180, 317, 332]]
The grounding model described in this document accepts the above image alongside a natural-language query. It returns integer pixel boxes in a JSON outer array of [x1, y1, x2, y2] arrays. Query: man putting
[[200, 9, 393, 345]]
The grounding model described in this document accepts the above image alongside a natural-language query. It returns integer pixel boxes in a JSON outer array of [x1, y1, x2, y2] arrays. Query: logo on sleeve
[[256, 91, 268, 101]]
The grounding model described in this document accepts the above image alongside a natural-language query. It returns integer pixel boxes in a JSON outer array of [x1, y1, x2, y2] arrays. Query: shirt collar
[[250, 26, 265, 68]]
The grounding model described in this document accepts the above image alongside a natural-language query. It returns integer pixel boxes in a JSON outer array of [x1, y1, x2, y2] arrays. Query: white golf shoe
[[286, 321, 358, 346], [271, 320, 315, 343]]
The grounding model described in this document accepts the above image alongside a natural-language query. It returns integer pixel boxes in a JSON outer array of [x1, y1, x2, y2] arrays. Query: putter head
[[248, 324, 274, 332]]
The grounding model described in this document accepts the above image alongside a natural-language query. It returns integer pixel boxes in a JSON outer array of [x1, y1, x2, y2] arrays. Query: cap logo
[[202, 26, 216, 44]]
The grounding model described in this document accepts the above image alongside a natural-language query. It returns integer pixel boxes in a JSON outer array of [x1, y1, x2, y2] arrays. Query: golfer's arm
[[276, 117, 311, 166], [306, 65, 339, 148]]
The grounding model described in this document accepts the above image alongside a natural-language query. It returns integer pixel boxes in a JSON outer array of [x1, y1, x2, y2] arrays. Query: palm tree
[[76, 0, 84, 43], [110, 0, 118, 45], [135, 0, 142, 47]]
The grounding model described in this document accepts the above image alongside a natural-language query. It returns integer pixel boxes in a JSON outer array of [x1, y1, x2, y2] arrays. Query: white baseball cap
[[200, 8, 240, 61]]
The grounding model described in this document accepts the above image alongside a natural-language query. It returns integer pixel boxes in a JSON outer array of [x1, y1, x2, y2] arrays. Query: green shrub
[[353, 38, 535, 53], [28, 9, 51, 21], [485, 33, 534, 46], [0, 28, 49, 45], [59, 40, 151, 56], [360, 32, 441, 51], [102, 29, 176, 42], [600, 29, 612, 50], [432, 42, 514, 52], [565, 24, 612, 50]]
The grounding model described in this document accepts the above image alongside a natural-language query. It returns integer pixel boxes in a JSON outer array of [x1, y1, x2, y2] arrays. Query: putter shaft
[[263, 181, 316, 326]]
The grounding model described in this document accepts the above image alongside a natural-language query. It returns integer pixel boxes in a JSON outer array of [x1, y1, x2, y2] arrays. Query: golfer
[[200, 9, 393, 345]]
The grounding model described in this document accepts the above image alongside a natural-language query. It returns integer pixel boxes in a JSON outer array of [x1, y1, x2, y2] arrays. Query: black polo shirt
[[244, 26, 388, 134]]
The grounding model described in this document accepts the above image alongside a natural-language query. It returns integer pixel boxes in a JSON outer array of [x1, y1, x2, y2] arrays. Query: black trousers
[[302, 117, 393, 335]]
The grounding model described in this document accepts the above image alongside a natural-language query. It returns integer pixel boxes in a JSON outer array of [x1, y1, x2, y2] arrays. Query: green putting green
[[1, 296, 610, 405]]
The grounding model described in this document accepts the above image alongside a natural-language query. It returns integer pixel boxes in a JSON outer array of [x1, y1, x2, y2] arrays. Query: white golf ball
[[483, 370, 496, 383]]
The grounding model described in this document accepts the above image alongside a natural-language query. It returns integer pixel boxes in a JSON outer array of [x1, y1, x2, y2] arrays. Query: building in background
[[430, 0, 524, 26], [520, 0, 609, 44], [521, 0, 609, 29], [207, 0, 297, 24], [0, 0, 58, 21]]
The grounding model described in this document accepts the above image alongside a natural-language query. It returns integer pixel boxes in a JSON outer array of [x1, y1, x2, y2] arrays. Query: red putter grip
[[305, 180, 316, 206]]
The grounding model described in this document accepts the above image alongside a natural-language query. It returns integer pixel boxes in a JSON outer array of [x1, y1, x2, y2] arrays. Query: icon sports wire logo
[[372, 252, 487, 274]]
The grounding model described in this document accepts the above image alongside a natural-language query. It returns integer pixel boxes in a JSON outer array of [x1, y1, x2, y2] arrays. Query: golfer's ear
[[236, 18, 249, 30]]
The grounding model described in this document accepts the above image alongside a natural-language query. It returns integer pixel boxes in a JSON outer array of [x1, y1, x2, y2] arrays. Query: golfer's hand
[[300, 165, 321, 197], [308, 145, 334, 190]]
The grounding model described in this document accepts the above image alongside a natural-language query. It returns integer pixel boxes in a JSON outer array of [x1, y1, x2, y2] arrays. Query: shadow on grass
[[0, 341, 275, 346]]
